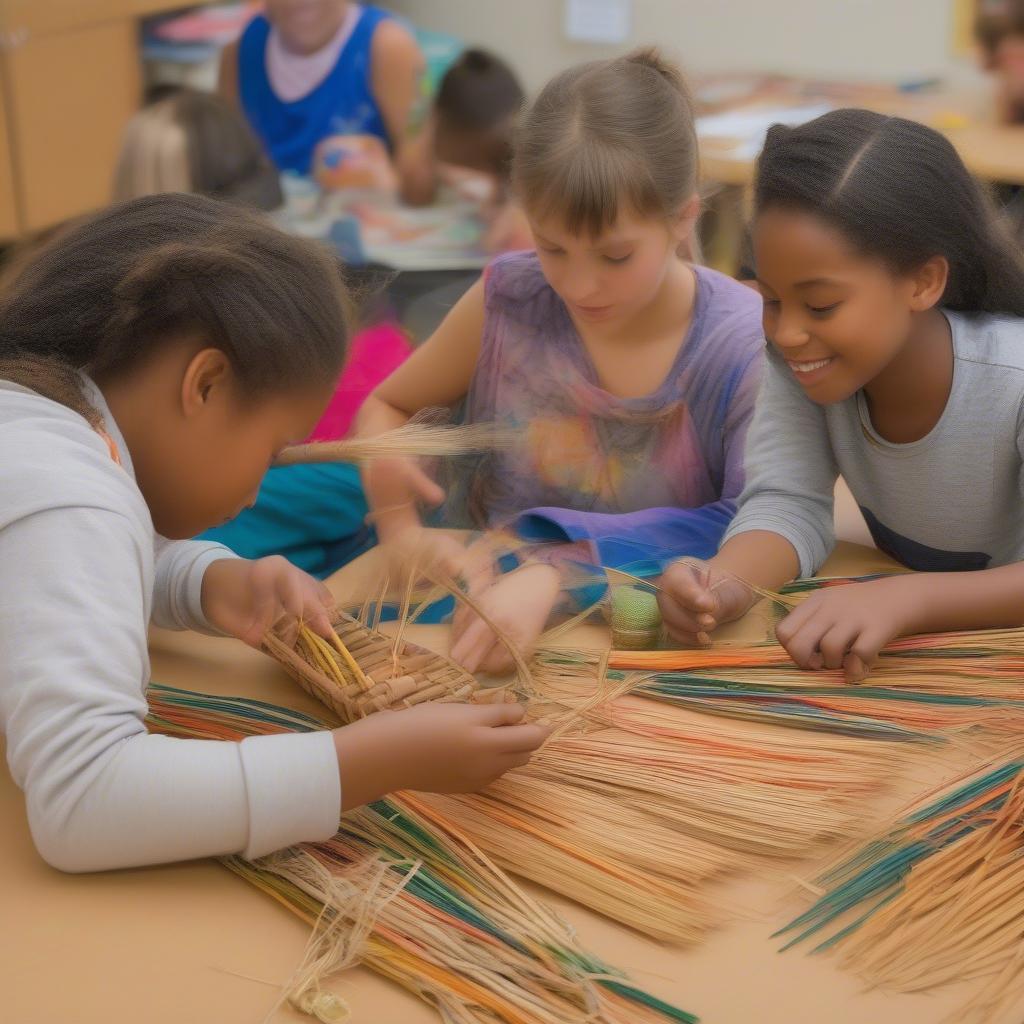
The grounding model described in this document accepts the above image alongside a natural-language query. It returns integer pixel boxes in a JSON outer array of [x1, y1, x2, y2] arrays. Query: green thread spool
[[609, 584, 662, 650]]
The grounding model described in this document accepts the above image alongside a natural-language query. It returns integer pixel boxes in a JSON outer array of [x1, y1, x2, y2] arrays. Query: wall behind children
[[388, 0, 965, 95]]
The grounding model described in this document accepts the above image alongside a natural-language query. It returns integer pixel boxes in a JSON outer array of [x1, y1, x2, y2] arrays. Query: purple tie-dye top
[[444, 251, 765, 574]]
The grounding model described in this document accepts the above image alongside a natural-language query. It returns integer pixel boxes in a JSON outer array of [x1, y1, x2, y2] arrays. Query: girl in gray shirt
[[658, 108, 1024, 683]]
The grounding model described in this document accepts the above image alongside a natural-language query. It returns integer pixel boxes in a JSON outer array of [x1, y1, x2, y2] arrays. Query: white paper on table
[[696, 104, 833, 157]]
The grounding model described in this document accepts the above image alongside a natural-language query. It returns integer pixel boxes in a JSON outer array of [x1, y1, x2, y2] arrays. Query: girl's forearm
[[711, 531, 802, 592], [356, 395, 422, 540], [908, 563, 1024, 634]]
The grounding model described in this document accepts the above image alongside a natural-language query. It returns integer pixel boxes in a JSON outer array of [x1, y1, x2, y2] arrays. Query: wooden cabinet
[[0, 1, 184, 238], [0, 74, 18, 237]]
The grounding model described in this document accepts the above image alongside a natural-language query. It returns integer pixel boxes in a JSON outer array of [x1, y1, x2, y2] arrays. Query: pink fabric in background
[[306, 322, 412, 441]]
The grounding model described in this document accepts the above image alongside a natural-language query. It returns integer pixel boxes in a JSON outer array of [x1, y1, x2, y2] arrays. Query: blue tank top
[[238, 7, 391, 175]]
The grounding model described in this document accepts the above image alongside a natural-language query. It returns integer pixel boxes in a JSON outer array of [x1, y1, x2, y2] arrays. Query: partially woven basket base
[[263, 610, 503, 723]]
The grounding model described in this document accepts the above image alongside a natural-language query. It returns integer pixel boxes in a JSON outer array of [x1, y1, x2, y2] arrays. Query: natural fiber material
[[263, 591, 899, 946], [145, 684, 697, 1024], [778, 756, 1024, 1024], [260, 557, 1024, 1021], [274, 422, 514, 467], [593, 627, 1024, 743], [263, 613, 495, 723]]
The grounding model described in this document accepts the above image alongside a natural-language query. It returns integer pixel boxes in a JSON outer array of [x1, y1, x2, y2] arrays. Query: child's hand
[[366, 456, 447, 537], [449, 563, 561, 674], [775, 576, 918, 683], [333, 702, 550, 809], [657, 559, 754, 644], [201, 556, 336, 649], [381, 528, 496, 599]]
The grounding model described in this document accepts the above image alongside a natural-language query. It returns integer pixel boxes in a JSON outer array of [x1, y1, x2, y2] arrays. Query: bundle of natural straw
[[638, 673, 1024, 742], [607, 627, 1024, 674], [593, 628, 1024, 743], [259, 587, 900, 946], [146, 683, 696, 1024], [777, 757, 1024, 1024], [274, 421, 514, 467], [425, 776, 716, 944], [399, 642, 899, 944]]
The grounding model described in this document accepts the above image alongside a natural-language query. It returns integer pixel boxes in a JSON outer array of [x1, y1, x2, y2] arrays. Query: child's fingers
[[461, 541, 496, 594], [479, 641, 516, 676], [500, 751, 539, 772], [407, 464, 446, 508], [472, 702, 528, 727], [271, 611, 301, 647], [451, 605, 471, 641], [779, 613, 829, 670], [660, 560, 717, 613], [657, 594, 712, 640], [278, 573, 314, 628], [305, 597, 336, 641], [774, 596, 818, 640], [247, 589, 282, 648], [479, 615, 535, 676], [818, 622, 861, 671], [490, 720, 551, 752], [844, 629, 889, 683], [844, 652, 868, 683], [428, 538, 473, 583], [315, 578, 337, 614], [449, 616, 495, 673]]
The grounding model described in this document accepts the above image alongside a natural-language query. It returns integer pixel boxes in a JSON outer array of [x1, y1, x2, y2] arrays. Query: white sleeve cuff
[[184, 544, 239, 635], [238, 730, 341, 860], [152, 538, 239, 634], [723, 512, 830, 578]]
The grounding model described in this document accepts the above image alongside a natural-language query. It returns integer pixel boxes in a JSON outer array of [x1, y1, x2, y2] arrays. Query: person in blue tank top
[[219, 1, 432, 202]]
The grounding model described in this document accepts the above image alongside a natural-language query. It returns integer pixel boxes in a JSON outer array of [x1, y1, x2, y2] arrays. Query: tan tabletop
[[702, 120, 1024, 188], [696, 82, 1024, 187], [1, 541, 1016, 1023]]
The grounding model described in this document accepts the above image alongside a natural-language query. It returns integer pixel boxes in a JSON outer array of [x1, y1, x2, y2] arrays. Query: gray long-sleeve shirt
[[0, 378, 341, 872], [725, 311, 1024, 575]]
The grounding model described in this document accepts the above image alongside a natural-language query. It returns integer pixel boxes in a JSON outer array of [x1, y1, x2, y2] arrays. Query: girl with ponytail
[[358, 49, 765, 674], [660, 108, 1024, 682]]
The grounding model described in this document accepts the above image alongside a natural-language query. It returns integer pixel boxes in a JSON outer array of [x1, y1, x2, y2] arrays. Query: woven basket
[[263, 610, 502, 723]]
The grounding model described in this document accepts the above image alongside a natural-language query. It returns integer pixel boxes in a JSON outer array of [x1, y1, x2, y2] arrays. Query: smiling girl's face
[[754, 206, 936, 404]]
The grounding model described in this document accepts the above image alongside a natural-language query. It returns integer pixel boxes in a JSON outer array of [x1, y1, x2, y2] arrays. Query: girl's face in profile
[[131, 347, 332, 540]]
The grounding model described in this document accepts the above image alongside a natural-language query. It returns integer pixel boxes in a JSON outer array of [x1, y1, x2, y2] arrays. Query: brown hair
[[113, 89, 283, 211], [434, 49, 524, 178], [755, 108, 1024, 318], [0, 193, 351, 418], [976, 0, 1024, 60], [510, 48, 698, 236]]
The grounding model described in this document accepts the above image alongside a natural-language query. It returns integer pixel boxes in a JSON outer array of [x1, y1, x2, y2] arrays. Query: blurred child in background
[[221, 0, 430, 203]]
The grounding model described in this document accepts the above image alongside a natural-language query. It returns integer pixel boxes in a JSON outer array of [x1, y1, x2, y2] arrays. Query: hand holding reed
[[331, 702, 551, 810], [657, 558, 755, 644]]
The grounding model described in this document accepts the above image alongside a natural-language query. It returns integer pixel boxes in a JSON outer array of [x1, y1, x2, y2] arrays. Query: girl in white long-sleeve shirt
[[0, 193, 546, 873]]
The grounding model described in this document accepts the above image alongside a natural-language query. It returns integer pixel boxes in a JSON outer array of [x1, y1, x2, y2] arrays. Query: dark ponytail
[[0, 192, 351, 417], [754, 108, 1024, 318]]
